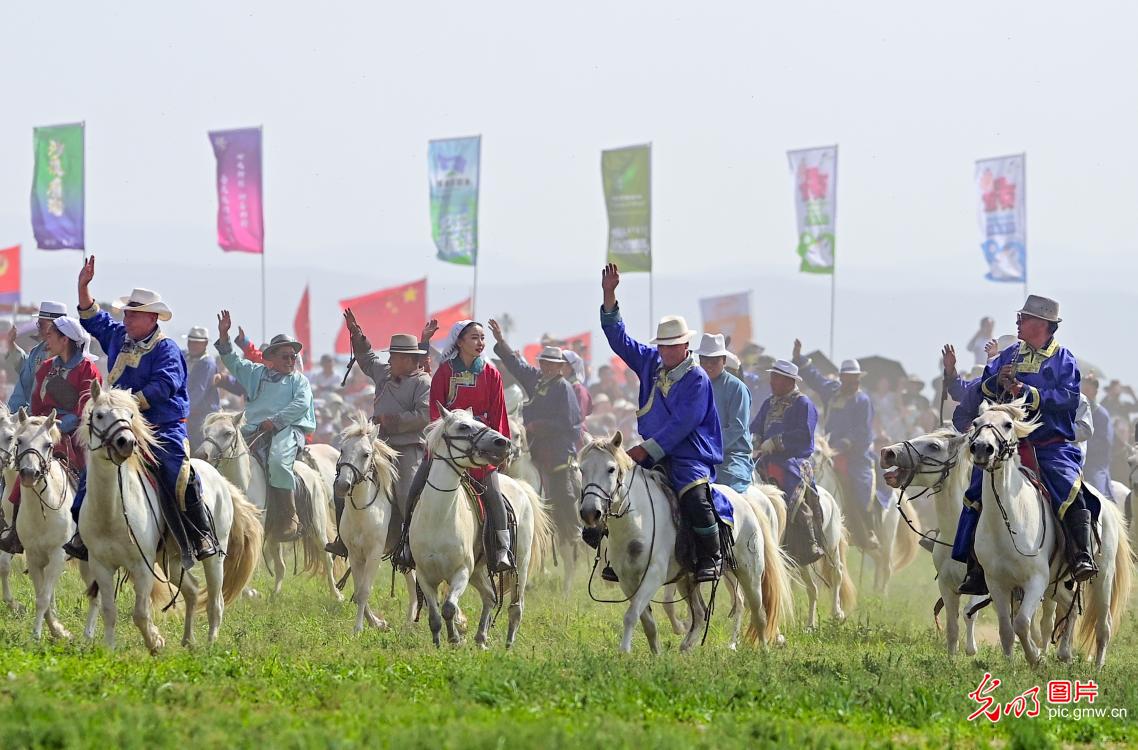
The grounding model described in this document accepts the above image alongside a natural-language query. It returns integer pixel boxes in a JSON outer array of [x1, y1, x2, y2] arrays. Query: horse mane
[[340, 413, 399, 499], [814, 434, 835, 461], [579, 437, 677, 503], [203, 410, 241, 431], [83, 386, 158, 466], [982, 399, 1040, 439]]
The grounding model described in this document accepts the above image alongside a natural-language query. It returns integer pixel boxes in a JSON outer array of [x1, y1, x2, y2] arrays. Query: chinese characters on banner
[[429, 136, 481, 266], [699, 291, 753, 352], [31, 123, 85, 250], [975, 154, 1026, 283], [602, 144, 651, 272], [787, 145, 837, 274], [208, 127, 264, 254]]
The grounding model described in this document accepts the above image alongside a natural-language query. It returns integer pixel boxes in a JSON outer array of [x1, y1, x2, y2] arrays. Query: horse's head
[[334, 414, 391, 499], [968, 400, 1037, 469], [83, 380, 156, 466], [14, 408, 61, 487], [197, 411, 245, 462], [812, 434, 835, 476], [426, 406, 511, 469], [577, 431, 632, 528], [0, 404, 18, 471], [880, 428, 968, 489]]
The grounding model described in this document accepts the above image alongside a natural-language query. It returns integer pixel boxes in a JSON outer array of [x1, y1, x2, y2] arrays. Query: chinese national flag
[[335, 279, 427, 354], [430, 296, 472, 334], [0, 246, 20, 304], [525, 331, 592, 365], [293, 284, 311, 358], [522, 342, 542, 365]]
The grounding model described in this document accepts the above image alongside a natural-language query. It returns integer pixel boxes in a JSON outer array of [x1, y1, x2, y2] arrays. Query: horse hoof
[[55, 629, 73, 641], [373, 619, 389, 631], [243, 588, 261, 600], [774, 634, 787, 648]]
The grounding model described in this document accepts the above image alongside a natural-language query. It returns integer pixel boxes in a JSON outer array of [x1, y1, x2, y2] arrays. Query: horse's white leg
[[1037, 597, 1055, 658], [469, 568, 497, 649], [403, 570, 419, 624], [128, 566, 164, 654], [0, 551, 20, 614], [507, 553, 531, 648], [988, 584, 1016, 659], [42, 551, 71, 640], [270, 543, 285, 596], [323, 550, 343, 602], [942, 590, 961, 656], [1013, 577, 1045, 666], [348, 548, 368, 635], [661, 584, 687, 635], [803, 564, 819, 630], [444, 567, 472, 645], [1092, 570, 1115, 669], [419, 580, 444, 647], [963, 597, 979, 656], [680, 579, 707, 653], [178, 571, 200, 647], [79, 562, 99, 641], [724, 572, 744, 651], [356, 551, 387, 633], [27, 554, 47, 640], [621, 565, 665, 654], [830, 554, 846, 622], [203, 556, 225, 644], [91, 560, 118, 649]]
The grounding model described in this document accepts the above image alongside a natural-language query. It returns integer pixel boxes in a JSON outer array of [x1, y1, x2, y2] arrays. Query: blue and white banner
[[975, 154, 1026, 283]]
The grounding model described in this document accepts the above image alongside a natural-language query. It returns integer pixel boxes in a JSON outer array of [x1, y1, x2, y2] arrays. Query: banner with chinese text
[[787, 145, 837, 274], [429, 136, 480, 265], [209, 127, 264, 253], [31, 123, 85, 250], [602, 144, 651, 272], [975, 154, 1026, 283]]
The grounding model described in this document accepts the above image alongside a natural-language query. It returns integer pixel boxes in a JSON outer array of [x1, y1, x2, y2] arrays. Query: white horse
[[411, 407, 554, 648], [880, 428, 984, 656], [969, 401, 1131, 667], [81, 383, 262, 651], [333, 415, 419, 632], [197, 411, 340, 600], [579, 433, 795, 653], [762, 459, 855, 630], [11, 410, 90, 639], [814, 436, 919, 594], [0, 405, 23, 613]]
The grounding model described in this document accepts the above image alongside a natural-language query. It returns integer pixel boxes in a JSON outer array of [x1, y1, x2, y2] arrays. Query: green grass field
[[0, 546, 1133, 749]]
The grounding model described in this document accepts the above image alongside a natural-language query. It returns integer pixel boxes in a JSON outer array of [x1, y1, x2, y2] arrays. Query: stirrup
[[693, 557, 721, 583], [0, 529, 23, 555], [325, 537, 349, 558], [1070, 558, 1098, 583], [957, 568, 988, 596], [194, 536, 220, 561]]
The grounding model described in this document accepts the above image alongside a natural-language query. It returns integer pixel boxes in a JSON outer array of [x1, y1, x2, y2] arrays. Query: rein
[[15, 446, 72, 515], [584, 462, 661, 605], [892, 439, 957, 548], [336, 448, 385, 511], [968, 421, 1047, 558]]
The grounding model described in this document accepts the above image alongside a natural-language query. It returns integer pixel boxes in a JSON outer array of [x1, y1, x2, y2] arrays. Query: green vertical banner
[[602, 143, 651, 272], [31, 122, 85, 250], [429, 135, 480, 266]]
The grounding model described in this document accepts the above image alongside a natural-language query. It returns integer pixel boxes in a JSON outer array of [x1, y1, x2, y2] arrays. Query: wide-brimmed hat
[[694, 333, 729, 358], [262, 333, 303, 358], [1017, 294, 1061, 323], [37, 301, 67, 320], [112, 288, 173, 321], [649, 315, 696, 346], [725, 352, 741, 370], [767, 359, 802, 381], [839, 359, 863, 375], [186, 326, 209, 342], [383, 333, 427, 355], [537, 345, 568, 363]]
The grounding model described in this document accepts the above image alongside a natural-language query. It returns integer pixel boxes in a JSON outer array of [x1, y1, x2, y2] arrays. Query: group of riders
[[0, 257, 1106, 598]]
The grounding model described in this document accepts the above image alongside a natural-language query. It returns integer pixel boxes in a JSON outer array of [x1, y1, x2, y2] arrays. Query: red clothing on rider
[[30, 355, 101, 469], [429, 356, 510, 481]]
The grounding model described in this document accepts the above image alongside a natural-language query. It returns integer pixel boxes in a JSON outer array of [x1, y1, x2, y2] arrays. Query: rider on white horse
[[792, 340, 880, 551], [66, 256, 219, 569], [6, 301, 68, 413], [596, 264, 724, 583], [694, 334, 754, 496], [327, 310, 435, 558], [751, 359, 826, 565], [952, 294, 1099, 595], [214, 311, 315, 543]]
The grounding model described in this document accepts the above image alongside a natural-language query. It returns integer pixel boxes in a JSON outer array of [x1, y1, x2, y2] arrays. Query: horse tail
[[1078, 500, 1131, 653], [821, 529, 857, 613], [298, 471, 331, 577], [521, 481, 555, 577], [891, 497, 920, 574], [750, 503, 796, 645], [221, 479, 264, 606]]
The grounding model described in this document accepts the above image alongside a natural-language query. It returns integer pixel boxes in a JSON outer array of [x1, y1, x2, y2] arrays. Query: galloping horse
[[579, 433, 795, 653], [333, 415, 418, 632], [969, 401, 1130, 667], [411, 407, 554, 648], [81, 383, 262, 651], [197, 411, 339, 600]]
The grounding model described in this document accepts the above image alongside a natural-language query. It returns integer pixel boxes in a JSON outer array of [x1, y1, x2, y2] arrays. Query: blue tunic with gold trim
[[750, 389, 818, 505], [601, 305, 722, 494]]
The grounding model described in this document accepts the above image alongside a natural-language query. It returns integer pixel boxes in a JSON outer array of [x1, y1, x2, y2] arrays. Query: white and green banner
[[429, 135, 480, 266], [602, 144, 651, 272], [787, 145, 837, 274]]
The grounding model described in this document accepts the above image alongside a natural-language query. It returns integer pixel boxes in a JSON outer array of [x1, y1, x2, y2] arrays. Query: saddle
[[1013, 443, 1102, 568], [646, 467, 736, 579], [460, 474, 519, 570]]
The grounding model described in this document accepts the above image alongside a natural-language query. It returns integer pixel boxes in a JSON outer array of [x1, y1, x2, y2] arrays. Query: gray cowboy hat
[[262, 333, 303, 358], [382, 333, 427, 355]]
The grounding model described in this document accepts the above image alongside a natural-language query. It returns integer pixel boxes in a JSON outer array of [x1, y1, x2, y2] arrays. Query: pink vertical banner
[[208, 127, 264, 253]]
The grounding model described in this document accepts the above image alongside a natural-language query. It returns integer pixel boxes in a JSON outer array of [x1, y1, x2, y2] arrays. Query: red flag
[[527, 331, 592, 366], [0, 246, 20, 303], [293, 284, 311, 358], [522, 342, 542, 365], [430, 296, 472, 334], [335, 279, 427, 355]]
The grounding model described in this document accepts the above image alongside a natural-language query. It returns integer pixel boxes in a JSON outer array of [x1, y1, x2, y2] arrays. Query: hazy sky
[[2, 2, 1136, 385]]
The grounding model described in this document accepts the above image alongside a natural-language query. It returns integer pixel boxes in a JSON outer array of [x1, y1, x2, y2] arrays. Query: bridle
[[968, 416, 1045, 558], [335, 441, 384, 511], [891, 437, 962, 549], [427, 421, 501, 491], [14, 431, 72, 514], [579, 455, 636, 523], [87, 411, 136, 464], [968, 420, 1018, 470]]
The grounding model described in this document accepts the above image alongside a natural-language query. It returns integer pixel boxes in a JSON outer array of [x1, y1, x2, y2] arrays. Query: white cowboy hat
[[839, 358, 863, 375], [767, 359, 802, 381], [725, 352, 741, 370], [648, 315, 696, 346], [185, 325, 210, 342], [537, 345, 568, 363], [37, 301, 67, 320], [1017, 294, 1061, 323], [694, 333, 729, 358], [112, 288, 173, 321]]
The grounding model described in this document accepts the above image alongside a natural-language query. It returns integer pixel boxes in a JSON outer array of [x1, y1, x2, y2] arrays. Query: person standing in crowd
[[966, 316, 995, 368], [309, 354, 341, 395], [1081, 373, 1114, 500], [184, 325, 220, 452]]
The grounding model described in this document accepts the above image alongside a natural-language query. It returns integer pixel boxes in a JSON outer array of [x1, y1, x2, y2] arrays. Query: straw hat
[[767, 359, 802, 381], [112, 288, 173, 321], [648, 315, 696, 346]]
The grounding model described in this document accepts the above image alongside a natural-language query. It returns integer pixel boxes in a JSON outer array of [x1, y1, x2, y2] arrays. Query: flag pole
[[1022, 152, 1028, 299], [829, 270, 836, 360], [260, 251, 267, 343], [472, 260, 479, 320]]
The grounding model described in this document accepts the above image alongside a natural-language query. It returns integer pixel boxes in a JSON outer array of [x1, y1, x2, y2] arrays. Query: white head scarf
[[562, 349, 586, 383], [52, 317, 97, 362], [438, 319, 477, 362]]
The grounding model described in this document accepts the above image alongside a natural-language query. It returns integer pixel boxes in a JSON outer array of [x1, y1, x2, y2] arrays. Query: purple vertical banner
[[208, 127, 264, 253]]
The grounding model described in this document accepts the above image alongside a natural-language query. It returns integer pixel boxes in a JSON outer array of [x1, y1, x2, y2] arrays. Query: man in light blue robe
[[695, 334, 753, 493]]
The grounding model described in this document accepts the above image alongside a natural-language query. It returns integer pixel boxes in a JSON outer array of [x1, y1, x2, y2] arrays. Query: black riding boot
[[0, 502, 22, 555], [1063, 507, 1099, 583], [393, 457, 431, 571], [325, 495, 348, 558], [957, 553, 988, 596], [481, 470, 515, 574], [156, 479, 197, 572], [680, 483, 721, 583], [182, 476, 219, 562]]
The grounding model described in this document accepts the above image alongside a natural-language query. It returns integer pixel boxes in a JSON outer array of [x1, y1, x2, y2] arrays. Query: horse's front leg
[[621, 563, 665, 654], [940, 587, 961, 656], [680, 577, 708, 653], [178, 569, 200, 647], [79, 562, 99, 641], [270, 543, 285, 596], [0, 551, 21, 614], [444, 567, 472, 646], [91, 560, 118, 648], [1037, 596, 1055, 659], [42, 550, 71, 640], [469, 567, 498, 649], [723, 572, 744, 651], [418, 578, 444, 647], [323, 550, 343, 602], [130, 565, 164, 654], [988, 582, 1016, 660], [202, 555, 225, 644], [402, 570, 419, 624], [27, 555, 47, 640], [803, 563, 820, 630], [963, 596, 980, 656]]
